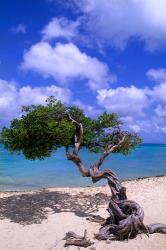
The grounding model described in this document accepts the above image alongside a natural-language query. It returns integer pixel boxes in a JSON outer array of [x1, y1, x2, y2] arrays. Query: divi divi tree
[[1, 97, 166, 241]]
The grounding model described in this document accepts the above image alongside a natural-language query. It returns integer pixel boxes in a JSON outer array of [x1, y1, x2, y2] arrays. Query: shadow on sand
[[0, 191, 109, 225]]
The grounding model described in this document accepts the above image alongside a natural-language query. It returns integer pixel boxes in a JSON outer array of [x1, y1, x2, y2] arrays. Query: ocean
[[0, 144, 166, 191]]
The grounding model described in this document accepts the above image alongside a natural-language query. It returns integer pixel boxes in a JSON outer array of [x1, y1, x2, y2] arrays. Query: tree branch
[[68, 114, 83, 155], [65, 146, 90, 177], [95, 132, 126, 170], [65, 115, 89, 177]]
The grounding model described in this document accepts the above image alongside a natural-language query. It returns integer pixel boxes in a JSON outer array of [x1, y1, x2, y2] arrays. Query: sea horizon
[[0, 143, 166, 191]]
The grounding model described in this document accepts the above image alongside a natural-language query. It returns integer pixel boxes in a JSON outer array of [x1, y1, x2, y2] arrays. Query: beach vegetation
[[1, 96, 165, 245]]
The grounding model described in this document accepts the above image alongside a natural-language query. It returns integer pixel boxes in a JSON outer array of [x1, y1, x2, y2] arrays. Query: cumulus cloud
[[146, 68, 166, 104], [129, 119, 158, 134], [0, 79, 72, 125], [11, 24, 26, 34], [146, 68, 166, 82], [119, 115, 156, 134], [128, 124, 141, 133], [75, 0, 166, 51], [158, 126, 166, 133], [21, 42, 113, 90], [97, 86, 150, 116], [155, 105, 166, 117], [42, 17, 79, 41], [153, 115, 166, 134], [149, 70, 166, 131], [153, 82, 166, 103], [95, 68, 166, 136], [121, 116, 166, 136], [73, 100, 102, 117], [143, 116, 166, 134]]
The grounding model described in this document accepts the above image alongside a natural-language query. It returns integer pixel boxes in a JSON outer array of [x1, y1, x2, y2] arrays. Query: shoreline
[[0, 174, 166, 195], [0, 175, 166, 199]]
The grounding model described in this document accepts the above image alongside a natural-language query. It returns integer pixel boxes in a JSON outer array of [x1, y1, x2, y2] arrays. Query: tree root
[[86, 214, 105, 223], [89, 165, 166, 241], [63, 230, 94, 248], [95, 199, 148, 241], [63, 165, 166, 246], [147, 224, 166, 234]]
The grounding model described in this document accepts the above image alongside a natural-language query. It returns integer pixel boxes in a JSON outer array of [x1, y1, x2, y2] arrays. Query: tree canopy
[[1, 96, 142, 161]]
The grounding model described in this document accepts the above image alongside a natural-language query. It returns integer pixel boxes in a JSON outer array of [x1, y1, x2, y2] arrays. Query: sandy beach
[[0, 176, 166, 250]]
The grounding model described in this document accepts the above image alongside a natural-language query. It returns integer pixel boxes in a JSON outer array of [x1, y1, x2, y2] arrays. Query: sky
[[0, 0, 166, 143]]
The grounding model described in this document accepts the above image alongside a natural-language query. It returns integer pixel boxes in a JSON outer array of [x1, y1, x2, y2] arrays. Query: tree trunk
[[65, 120, 166, 242], [88, 165, 166, 240]]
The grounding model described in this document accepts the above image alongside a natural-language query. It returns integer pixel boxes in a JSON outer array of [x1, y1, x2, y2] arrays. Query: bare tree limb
[[65, 146, 90, 177], [63, 230, 94, 248], [68, 114, 83, 155], [65, 114, 89, 176], [95, 133, 126, 170]]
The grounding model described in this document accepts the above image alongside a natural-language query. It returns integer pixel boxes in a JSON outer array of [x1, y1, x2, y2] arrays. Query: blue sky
[[0, 0, 166, 142]]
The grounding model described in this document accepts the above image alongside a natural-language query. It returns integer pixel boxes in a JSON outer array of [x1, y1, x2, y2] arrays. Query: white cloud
[[73, 100, 102, 117], [42, 17, 79, 41], [146, 68, 166, 104], [18, 85, 72, 105], [0, 80, 18, 121], [0, 79, 72, 125], [155, 105, 166, 117], [128, 124, 141, 133], [131, 119, 158, 134], [21, 42, 112, 90], [158, 126, 166, 133], [124, 117, 166, 135], [94, 69, 166, 136], [76, 0, 166, 51], [95, 69, 166, 135], [121, 116, 134, 124], [97, 85, 150, 116], [146, 68, 166, 82], [11, 24, 26, 34], [150, 116, 166, 134], [153, 82, 166, 103]]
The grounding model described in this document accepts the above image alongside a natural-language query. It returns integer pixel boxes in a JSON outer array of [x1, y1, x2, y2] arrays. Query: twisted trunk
[[66, 155, 166, 241], [90, 165, 147, 240], [65, 119, 166, 242]]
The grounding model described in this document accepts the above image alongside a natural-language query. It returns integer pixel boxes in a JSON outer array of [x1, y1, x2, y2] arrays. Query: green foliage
[[1, 97, 142, 160]]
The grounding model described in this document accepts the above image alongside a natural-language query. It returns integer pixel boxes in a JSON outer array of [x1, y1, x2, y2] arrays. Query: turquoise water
[[0, 144, 166, 191]]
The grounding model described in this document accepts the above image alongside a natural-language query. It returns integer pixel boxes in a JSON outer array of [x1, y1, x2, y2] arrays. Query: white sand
[[0, 176, 166, 250]]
